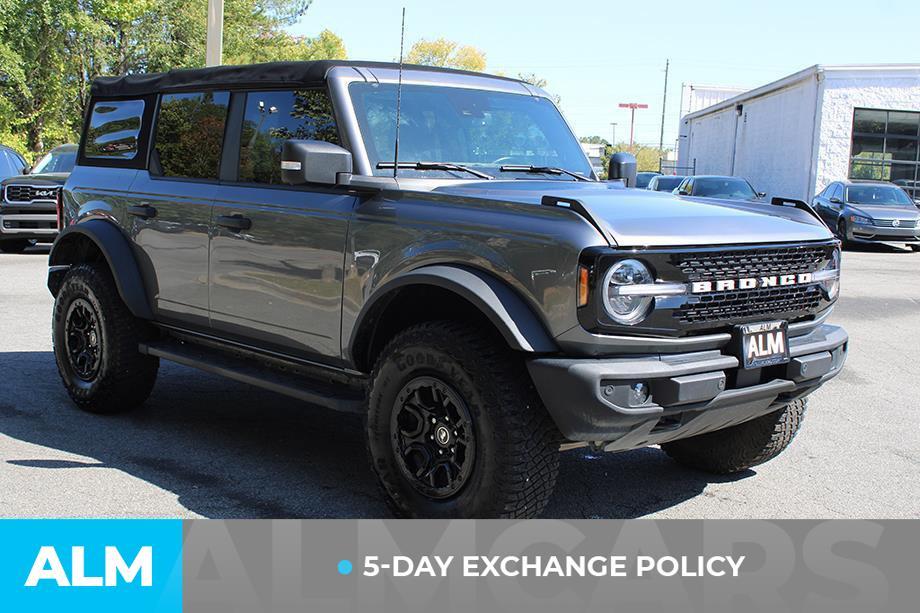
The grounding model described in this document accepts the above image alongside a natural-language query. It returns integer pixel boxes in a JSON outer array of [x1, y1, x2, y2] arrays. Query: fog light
[[631, 382, 650, 405]]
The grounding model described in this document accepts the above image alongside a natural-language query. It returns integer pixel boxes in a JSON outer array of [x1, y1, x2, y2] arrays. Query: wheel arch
[[348, 265, 558, 372], [48, 219, 154, 320]]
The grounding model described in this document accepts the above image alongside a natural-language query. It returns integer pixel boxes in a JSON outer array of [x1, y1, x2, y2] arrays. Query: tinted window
[[31, 147, 77, 174], [635, 172, 659, 189], [0, 149, 25, 179], [84, 100, 145, 159], [831, 184, 843, 201], [849, 108, 920, 199], [239, 89, 339, 185], [154, 92, 230, 179], [692, 177, 757, 199], [845, 184, 913, 206], [349, 83, 592, 179], [654, 176, 684, 191]]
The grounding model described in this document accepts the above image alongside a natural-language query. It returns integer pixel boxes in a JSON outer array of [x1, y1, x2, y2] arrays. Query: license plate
[[738, 321, 790, 369]]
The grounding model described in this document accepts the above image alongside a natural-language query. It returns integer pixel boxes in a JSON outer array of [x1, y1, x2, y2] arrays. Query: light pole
[[618, 102, 649, 149], [206, 0, 224, 67]]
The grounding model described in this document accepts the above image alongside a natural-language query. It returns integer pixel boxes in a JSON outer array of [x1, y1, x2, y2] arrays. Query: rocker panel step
[[139, 339, 365, 413]]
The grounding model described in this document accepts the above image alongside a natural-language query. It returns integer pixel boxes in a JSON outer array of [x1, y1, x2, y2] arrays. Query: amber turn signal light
[[577, 265, 589, 307]]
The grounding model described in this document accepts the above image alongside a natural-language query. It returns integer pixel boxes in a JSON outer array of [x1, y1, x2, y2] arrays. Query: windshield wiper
[[498, 165, 592, 182], [377, 161, 493, 180]]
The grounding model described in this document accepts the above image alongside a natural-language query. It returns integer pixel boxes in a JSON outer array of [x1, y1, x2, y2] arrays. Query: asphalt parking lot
[[1, 243, 918, 519]]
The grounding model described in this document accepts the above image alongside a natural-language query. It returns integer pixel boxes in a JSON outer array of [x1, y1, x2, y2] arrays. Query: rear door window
[[238, 89, 340, 185], [84, 100, 145, 160], [153, 91, 230, 180]]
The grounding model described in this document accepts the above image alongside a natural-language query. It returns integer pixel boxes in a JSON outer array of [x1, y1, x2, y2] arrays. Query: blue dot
[[338, 559, 353, 575]]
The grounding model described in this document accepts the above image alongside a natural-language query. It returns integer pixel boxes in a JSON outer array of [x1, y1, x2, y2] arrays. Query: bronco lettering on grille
[[691, 272, 814, 294]]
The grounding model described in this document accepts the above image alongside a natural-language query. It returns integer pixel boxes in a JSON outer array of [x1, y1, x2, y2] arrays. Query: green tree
[[0, 0, 345, 157], [517, 72, 561, 105], [406, 38, 486, 72]]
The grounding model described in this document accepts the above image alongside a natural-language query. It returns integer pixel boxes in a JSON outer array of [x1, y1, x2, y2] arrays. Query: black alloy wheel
[[391, 376, 475, 499], [64, 298, 102, 382]]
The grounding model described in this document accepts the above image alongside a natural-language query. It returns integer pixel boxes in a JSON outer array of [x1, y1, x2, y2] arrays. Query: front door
[[208, 88, 353, 360]]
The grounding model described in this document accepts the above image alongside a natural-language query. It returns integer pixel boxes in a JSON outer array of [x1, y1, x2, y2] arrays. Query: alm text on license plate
[[738, 321, 790, 369]]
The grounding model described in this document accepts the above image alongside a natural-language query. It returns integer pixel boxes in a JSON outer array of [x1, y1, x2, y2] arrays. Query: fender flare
[[48, 219, 154, 320], [350, 265, 558, 364]]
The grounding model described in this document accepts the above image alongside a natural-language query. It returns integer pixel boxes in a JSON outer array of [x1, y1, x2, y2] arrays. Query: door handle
[[127, 204, 157, 219], [216, 214, 252, 231]]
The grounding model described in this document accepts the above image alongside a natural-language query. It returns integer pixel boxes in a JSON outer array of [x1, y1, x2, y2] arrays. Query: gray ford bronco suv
[[49, 61, 847, 518]]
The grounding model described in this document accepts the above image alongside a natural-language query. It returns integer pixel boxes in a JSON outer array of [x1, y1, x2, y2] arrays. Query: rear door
[[126, 91, 231, 328], [208, 88, 355, 361]]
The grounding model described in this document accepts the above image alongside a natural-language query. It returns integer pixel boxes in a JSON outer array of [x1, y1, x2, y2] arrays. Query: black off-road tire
[[367, 321, 561, 518], [661, 399, 807, 474], [0, 239, 31, 253], [53, 263, 159, 414]]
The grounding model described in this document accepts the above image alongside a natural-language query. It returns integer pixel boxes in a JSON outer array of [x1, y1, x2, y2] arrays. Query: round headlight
[[603, 259, 654, 325], [821, 248, 840, 301]]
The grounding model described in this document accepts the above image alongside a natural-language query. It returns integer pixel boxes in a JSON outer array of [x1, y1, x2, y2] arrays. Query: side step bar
[[139, 339, 366, 413]]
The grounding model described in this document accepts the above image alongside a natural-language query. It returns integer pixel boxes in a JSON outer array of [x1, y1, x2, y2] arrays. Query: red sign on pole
[[618, 102, 648, 147]]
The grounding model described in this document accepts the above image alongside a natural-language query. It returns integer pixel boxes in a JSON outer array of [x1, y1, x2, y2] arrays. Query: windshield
[[846, 184, 914, 206], [693, 177, 757, 199], [349, 83, 592, 180], [31, 147, 76, 174], [653, 176, 684, 191]]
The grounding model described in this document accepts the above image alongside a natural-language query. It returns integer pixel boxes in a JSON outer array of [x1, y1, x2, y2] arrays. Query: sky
[[289, 0, 919, 150]]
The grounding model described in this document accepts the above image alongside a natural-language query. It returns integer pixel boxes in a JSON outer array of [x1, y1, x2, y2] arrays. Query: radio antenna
[[392, 7, 406, 179]]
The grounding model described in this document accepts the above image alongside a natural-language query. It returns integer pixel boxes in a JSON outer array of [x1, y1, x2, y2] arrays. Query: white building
[[677, 64, 920, 201], [679, 83, 748, 118], [580, 142, 606, 176]]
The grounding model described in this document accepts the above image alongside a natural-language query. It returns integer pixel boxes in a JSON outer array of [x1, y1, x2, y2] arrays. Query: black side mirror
[[829, 197, 842, 204], [21, 166, 30, 175], [607, 152, 638, 187], [281, 140, 353, 186], [756, 191, 766, 198]]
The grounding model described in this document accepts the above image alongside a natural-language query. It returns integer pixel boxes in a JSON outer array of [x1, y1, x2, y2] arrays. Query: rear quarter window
[[84, 99, 146, 160]]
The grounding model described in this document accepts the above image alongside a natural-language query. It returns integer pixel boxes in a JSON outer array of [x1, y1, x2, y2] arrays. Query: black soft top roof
[[90, 60, 519, 99]]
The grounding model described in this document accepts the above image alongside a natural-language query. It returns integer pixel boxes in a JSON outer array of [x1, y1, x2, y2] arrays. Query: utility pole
[[658, 59, 669, 152], [610, 122, 618, 146], [618, 102, 648, 149], [206, 0, 224, 67]]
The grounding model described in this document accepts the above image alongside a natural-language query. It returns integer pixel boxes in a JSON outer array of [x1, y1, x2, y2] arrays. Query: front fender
[[350, 265, 559, 362], [48, 219, 153, 320]]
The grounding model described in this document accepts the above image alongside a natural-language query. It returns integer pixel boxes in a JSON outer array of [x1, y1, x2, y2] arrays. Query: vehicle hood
[[431, 180, 833, 247], [848, 204, 920, 221], [0, 172, 69, 187]]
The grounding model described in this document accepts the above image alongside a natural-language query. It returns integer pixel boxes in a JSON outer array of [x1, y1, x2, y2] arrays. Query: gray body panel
[[208, 183, 354, 358]]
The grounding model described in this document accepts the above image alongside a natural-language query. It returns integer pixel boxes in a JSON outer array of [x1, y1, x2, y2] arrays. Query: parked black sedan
[[812, 180, 920, 251], [674, 175, 765, 202]]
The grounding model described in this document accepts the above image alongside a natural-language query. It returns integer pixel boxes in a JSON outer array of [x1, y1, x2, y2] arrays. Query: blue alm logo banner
[[0, 520, 182, 613]]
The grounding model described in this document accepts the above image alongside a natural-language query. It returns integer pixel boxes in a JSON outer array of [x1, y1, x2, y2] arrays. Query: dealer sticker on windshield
[[738, 321, 790, 369]]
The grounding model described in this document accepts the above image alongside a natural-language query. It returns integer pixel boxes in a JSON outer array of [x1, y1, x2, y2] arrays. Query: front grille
[[4, 184, 60, 204], [873, 219, 917, 228], [677, 285, 823, 324], [674, 245, 826, 282], [672, 245, 829, 325]]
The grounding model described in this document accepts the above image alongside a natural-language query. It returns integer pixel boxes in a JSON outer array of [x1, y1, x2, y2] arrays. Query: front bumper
[[848, 223, 920, 244], [0, 207, 58, 238], [527, 323, 847, 450]]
